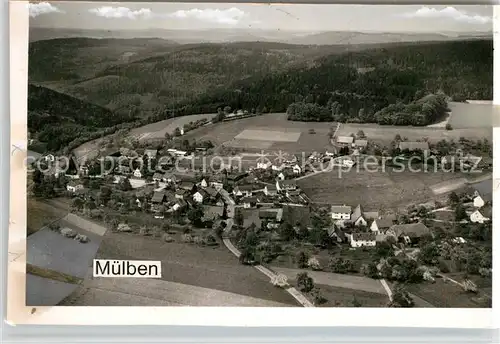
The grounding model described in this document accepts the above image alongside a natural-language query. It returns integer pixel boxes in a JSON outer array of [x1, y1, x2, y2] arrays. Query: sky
[[28, 3, 493, 33]]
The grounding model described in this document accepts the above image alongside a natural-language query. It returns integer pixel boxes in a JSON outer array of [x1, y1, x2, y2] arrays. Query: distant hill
[[28, 84, 135, 152]]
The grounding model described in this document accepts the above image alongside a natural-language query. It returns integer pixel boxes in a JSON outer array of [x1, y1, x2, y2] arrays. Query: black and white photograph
[[21, 2, 493, 312]]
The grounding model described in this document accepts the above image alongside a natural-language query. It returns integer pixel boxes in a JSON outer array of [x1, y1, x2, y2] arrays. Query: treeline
[[286, 93, 449, 125]]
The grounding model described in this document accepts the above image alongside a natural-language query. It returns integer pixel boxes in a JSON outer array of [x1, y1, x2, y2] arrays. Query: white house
[[43, 154, 55, 162], [470, 210, 490, 224], [276, 180, 297, 192], [337, 136, 354, 146], [193, 191, 205, 203], [233, 185, 255, 197], [331, 205, 352, 220], [292, 164, 302, 174], [341, 157, 355, 167], [349, 233, 377, 248], [200, 178, 208, 188], [133, 169, 142, 179], [277, 172, 285, 181], [66, 181, 84, 193], [135, 198, 142, 208], [473, 194, 491, 208], [256, 161, 272, 169]]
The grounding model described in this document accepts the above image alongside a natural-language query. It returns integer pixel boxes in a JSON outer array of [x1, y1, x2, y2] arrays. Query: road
[[218, 189, 314, 307]]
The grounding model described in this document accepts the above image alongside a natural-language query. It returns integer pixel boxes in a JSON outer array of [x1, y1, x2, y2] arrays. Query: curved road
[[218, 189, 314, 307]]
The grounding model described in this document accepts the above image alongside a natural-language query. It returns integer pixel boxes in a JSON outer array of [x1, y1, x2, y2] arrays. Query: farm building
[[386, 223, 431, 244], [353, 139, 368, 149], [144, 149, 158, 158], [276, 179, 297, 192], [472, 179, 493, 208], [241, 197, 258, 208], [370, 217, 395, 234], [337, 136, 354, 145], [264, 184, 278, 196], [469, 209, 490, 224]]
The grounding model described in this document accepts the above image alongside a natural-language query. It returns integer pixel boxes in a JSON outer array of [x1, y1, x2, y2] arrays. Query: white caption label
[[93, 259, 162, 278]]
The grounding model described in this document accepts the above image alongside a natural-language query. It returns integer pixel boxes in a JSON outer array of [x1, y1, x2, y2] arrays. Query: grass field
[[447, 101, 493, 129], [27, 198, 67, 236], [183, 113, 334, 153], [406, 278, 490, 308], [336, 123, 491, 147], [95, 231, 299, 306], [297, 168, 468, 211]]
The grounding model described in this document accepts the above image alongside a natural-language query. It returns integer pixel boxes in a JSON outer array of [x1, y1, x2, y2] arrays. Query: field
[[27, 198, 67, 236], [182, 113, 334, 153], [336, 123, 491, 147], [406, 278, 491, 308], [297, 168, 468, 211], [447, 101, 493, 129], [72, 113, 216, 161], [128, 113, 216, 141], [92, 231, 299, 306]]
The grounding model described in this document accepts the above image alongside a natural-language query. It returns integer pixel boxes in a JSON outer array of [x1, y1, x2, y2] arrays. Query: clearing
[[27, 198, 67, 236], [297, 168, 467, 211], [336, 123, 491, 147], [447, 101, 493, 129]]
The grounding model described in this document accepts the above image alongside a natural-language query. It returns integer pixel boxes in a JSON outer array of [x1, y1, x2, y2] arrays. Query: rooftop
[[337, 136, 354, 144], [389, 223, 431, 238], [331, 205, 352, 214]]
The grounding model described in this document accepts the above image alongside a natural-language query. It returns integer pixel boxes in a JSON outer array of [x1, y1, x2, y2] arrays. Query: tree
[[119, 177, 132, 191], [223, 106, 232, 115], [455, 204, 467, 221], [445, 123, 453, 130], [187, 205, 204, 227], [361, 263, 379, 279], [418, 243, 440, 265], [351, 297, 363, 307], [174, 127, 182, 137], [356, 130, 366, 138], [71, 197, 84, 211], [234, 209, 244, 227], [296, 272, 314, 293], [389, 284, 415, 308], [448, 191, 460, 206], [296, 251, 309, 268]]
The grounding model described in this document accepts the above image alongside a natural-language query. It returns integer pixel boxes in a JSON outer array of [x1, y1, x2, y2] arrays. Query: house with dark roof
[[241, 196, 258, 208], [178, 181, 195, 191], [472, 179, 492, 208], [354, 139, 368, 149], [370, 217, 395, 234], [193, 189, 209, 203], [264, 184, 278, 196], [350, 204, 367, 227], [386, 223, 431, 243], [152, 172, 164, 181], [233, 184, 257, 197], [151, 191, 166, 204], [328, 226, 347, 243]]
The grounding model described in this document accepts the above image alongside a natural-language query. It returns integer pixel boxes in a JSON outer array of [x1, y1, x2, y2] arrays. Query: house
[[331, 205, 352, 220], [292, 164, 302, 174], [151, 191, 166, 204], [259, 209, 283, 228], [241, 196, 257, 208], [353, 139, 368, 149], [226, 172, 248, 184], [43, 154, 55, 162], [144, 149, 158, 159], [276, 179, 297, 192], [328, 226, 347, 243], [133, 169, 142, 179], [167, 148, 187, 157], [178, 181, 195, 191], [210, 180, 224, 190], [66, 181, 84, 193], [264, 184, 278, 196], [163, 173, 177, 183], [398, 141, 429, 154], [271, 164, 284, 171], [193, 189, 209, 203], [349, 233, 377, 248], [152, 172, 164, 182], [233, 185, 256, 197], [350, 205, 367, 227], [470, 209, 490, 224], [200, 178, 208, 188], [175, 190, 188, 199], [472, 179, 492, 208], [202, 206, 224, 223], [256, 161, 272, 170], [204, 187, 219, 200], [386, 223, 431, 243], [277, 172, 285, 181], [370, 217, 395, 234], [337, 136, 354, 146]]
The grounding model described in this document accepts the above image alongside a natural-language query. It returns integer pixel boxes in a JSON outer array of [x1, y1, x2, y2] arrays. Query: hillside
[[186, 39, 492, 124], [28, 84, 135, 152]]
